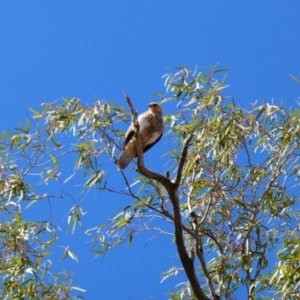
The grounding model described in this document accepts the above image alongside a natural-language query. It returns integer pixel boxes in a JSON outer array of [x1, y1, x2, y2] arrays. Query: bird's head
[[148, 102, 163, 114]]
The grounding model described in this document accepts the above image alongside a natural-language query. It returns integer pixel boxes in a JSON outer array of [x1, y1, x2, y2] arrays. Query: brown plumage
[[117, 102, 164, 170]]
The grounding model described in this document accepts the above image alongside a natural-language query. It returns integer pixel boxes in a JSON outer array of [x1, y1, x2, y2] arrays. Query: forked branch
[[124, 93, 210, 300]]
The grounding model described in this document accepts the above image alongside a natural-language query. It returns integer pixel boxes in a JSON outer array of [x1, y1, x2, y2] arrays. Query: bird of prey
[[117, 102, 163, 170]]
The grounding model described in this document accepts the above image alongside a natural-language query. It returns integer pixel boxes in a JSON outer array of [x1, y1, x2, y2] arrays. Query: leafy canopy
[[1, 66, 300, 299]]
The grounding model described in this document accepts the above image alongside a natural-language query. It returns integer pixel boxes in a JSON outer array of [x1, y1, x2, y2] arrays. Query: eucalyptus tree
[[1, 66, 299, 299]]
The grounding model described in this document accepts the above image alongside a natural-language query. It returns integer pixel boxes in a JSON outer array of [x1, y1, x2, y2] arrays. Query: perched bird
[[117, 102, 164, 170]]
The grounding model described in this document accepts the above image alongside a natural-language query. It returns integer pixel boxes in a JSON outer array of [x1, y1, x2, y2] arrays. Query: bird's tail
[[117, 150, 136, 170]]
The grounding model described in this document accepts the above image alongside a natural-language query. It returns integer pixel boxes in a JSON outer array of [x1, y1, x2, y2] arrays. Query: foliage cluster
[[1, 66, 300, 299]]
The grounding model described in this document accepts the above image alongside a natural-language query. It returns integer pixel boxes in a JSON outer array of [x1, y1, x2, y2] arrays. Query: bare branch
[[196, 238, 218, 300], [124, 92, 138, 121], [186, 164, 218, 299], [124, 94, 209, 300], [124, 92, 145, 167]]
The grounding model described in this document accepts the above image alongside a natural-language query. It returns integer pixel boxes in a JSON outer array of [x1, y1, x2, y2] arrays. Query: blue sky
[[1, 1, 300, 299]]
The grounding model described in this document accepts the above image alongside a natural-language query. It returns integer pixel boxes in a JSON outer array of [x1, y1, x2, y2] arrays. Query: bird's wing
[[135, 132, 163, 157], [121, 111, 148, 149], [117, 140, 136, 170], [143, 132, 163, 153], [121, 125, 135, 149]]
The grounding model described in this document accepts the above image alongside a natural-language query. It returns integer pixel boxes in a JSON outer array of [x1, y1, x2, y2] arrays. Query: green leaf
[[289, 74, 300, 84], [60, 249, 68, 261], [84, 171, 103, 188], [214, 68, 229, 73], [29, 108, 43, 118], [25, 119, 30, 133], [67, 249, 78, 262], [127, 231, 133, 248], [49, 154, 58, 170], [15, 214, 21, 226]]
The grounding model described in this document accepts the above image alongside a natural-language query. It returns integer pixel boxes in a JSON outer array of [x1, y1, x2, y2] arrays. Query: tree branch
[[124, 93, 209, 300], [186, 165, 218, 299], [124, 92, 145, 167]]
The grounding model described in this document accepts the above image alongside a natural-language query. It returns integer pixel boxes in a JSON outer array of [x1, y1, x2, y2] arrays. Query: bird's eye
[[153, 104, 157, 107]]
